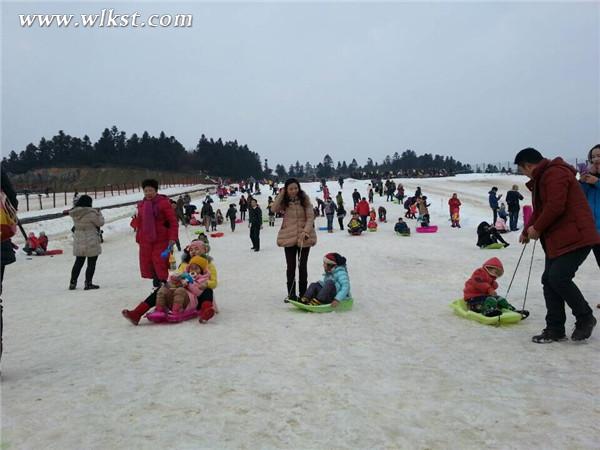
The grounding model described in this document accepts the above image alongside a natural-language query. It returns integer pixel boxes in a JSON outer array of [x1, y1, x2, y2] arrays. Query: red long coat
[[136, 194, 178, 281], [524, 158, 600, 259], [463, 257, 503, 300]]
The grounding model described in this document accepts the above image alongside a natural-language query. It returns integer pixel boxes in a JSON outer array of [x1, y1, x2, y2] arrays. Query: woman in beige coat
[[68, 195, 104, 290], [271, 178, 317, 301]]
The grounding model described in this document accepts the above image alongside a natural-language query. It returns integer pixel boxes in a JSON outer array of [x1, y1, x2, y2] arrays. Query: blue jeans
[[326, 214, 334, 231]]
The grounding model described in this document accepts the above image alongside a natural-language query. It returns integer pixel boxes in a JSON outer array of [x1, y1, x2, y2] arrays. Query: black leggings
[[284, 246, 311, 297], [70, 256, 98, 284]]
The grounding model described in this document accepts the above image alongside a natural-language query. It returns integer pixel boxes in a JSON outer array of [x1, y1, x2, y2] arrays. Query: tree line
[[2, 127, 471, 180]]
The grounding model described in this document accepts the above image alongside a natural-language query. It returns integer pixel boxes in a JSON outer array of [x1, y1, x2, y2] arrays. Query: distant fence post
[[117, 184, 121, 196], [94, 187, 97, 200], [25, 194, 30, 211], [64, 191, 67, 206], [125, 183, 128, 194], [38, 194, 43, 210], [110, 185, 114, 196], [53, 191, 56, 208]]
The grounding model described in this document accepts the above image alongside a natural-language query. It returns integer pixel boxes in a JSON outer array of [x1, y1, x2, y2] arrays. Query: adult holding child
[[515, 148, 599, 343], [272, 178, 317, 301]]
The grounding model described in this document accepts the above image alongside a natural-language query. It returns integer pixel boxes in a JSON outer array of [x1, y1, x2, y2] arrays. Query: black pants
[[491, 230, 508, 245], [230, 219, 235, 232], [508, 210, 519, 231], [70, 256, 98, 284], [250, 225, 260, 250], [175, 239, 181, 252], [542, 246, 593, 333], [492, 208, 498, 225], [240, 210, 246, 221], [284, 246, 311, 297], [593, 244, 600, 268], [360, 215, 368, 230], [338, 217, 344, 230]]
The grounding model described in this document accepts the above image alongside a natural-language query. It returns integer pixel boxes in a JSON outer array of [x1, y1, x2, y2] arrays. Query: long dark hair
[[588, 144, 600, 163], [281, 178, 309, 208]]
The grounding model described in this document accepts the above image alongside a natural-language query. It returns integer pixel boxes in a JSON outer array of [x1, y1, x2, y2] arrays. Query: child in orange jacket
[[463, 258, 527, 317]]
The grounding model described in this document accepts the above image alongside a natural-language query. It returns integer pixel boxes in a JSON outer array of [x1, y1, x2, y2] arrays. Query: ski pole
[[504, 241, 528, 300], [520, 240, 537, 313]]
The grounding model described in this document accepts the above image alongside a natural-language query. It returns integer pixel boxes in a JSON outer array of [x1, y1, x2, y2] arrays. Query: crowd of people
[[0, 144, 599, 366]]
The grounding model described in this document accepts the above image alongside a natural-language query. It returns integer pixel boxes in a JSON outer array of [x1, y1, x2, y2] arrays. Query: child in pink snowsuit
[[149, 256, 210, 323]]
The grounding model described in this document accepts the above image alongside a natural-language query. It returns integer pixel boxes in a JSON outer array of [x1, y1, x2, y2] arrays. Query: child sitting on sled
[[180, 240, 219, 321], [367, 218, 378, 231], [347, 211, 363, 235], [24, 231, 49, 255], [300, 252, 351, 307], [463, 257, 528, 318], [394, 218, 410, 235], [369, 208, 377, 222], [148, 256, 211, 323]]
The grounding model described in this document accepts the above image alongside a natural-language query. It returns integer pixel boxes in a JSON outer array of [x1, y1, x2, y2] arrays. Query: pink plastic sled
[[145, 309, 198, 324], [416, 225, 438, 233]]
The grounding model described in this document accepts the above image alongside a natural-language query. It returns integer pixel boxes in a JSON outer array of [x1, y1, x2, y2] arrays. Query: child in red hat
[[463, 257, 528, 317]]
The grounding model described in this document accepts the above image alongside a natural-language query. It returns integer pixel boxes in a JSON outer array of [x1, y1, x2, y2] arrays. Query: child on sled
[[378, 206, 387, 223], [463, 257, 528, 318], [347, 211, 363, 235], [394, 218, 410, 235], [300, 252, 351, 307], [147, 256, 210, 323]]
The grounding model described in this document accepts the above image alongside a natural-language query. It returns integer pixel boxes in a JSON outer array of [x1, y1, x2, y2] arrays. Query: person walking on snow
[[505, 185, 524, 231], [516, 147, 599, 343], [488, 187, 502, 225]]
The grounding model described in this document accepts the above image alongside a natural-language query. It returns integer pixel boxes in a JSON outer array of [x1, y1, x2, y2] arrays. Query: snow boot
[[69, 280, 76, 290], [84, 282, 100, 290], [571, 315, 597, 341], [122, 301, 150, 326], [532, 329, 568, 344], [146, 306, 167, 323], [199, 301, 215, 323]]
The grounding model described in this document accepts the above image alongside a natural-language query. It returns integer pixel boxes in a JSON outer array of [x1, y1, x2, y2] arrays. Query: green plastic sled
[[289, 298, 354, 313], [395, 232, 410, 237], [482, 243, 505, 250], [450, 299, 523, 325]]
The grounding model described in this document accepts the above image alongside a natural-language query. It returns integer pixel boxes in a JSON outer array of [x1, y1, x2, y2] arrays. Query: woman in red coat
[[136, 179, 178, 287]]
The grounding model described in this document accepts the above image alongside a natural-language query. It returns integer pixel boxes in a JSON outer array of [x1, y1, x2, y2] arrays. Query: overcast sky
[[2, 1, 599, 167]]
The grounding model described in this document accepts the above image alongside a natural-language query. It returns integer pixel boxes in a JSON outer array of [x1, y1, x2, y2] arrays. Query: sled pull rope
[[504, 242, 528, 300], [521, 240, 537, 314]]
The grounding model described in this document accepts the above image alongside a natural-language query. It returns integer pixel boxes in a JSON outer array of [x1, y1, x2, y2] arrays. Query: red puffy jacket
[[356, 200, 370, 217], [463, 257, 504, 300], [524, 158, 600, 259]]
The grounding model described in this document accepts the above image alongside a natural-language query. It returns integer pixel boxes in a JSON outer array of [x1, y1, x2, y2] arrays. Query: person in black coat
[[248, 198, 262, 251], [505, 185, 524, 231], [226, 204, 237, 232], [352, 189, 361, 208], [476, 221, 509, 248], [1, 169, 18, 362]]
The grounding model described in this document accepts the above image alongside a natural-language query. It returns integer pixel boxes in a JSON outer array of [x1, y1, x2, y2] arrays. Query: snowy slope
[[2, 175, 599, 450]]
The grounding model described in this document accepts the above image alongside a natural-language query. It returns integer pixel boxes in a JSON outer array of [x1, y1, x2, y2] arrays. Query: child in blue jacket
[[300, 253, 351, 307]]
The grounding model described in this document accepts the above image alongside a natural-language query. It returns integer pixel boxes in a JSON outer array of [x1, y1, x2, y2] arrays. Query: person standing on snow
[[579, 144, 600, 270], [248, 198, 262, 251], [271, 178, 317, 302], [488, 186, 502, 225], [505, 185, 524, 232], [516, 147, 599, 343]]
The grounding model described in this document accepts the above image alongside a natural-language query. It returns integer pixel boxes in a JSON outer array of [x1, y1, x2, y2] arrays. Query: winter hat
[[188, 240, 209, 254], [76, 195, 93, 208], [323, 252, 347, 267], [188, 256, 208, 271], [483, 257, 504, 277]]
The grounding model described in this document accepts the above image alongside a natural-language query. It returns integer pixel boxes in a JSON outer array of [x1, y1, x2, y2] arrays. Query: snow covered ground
[[2, 175, 599, 449]]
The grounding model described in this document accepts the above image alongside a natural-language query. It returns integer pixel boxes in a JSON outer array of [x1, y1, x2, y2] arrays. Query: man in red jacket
[[516, 148, 599, 343], [356, 197, 370, 230]]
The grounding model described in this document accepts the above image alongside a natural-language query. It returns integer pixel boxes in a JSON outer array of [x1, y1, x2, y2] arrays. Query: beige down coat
[[69, 207, 105, 257], [271, 191, 317, 248]]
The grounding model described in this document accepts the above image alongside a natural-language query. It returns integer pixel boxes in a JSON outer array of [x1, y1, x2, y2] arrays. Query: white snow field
[[2, 175, 599, 450]]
